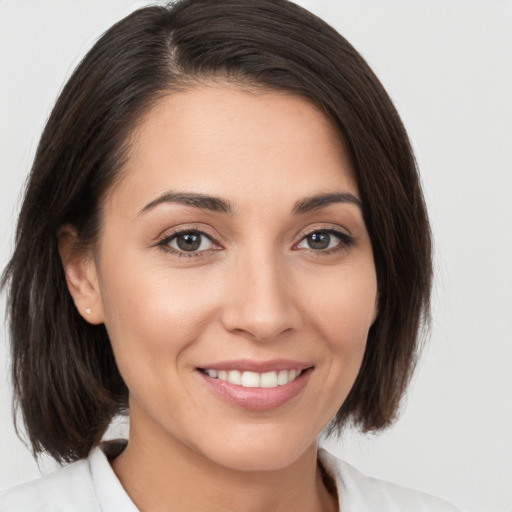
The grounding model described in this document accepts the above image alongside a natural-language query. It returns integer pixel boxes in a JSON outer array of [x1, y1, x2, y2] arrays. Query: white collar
[[89, 441, 138, 512]]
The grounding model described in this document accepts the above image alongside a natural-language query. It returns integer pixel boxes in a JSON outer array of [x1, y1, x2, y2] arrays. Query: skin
[[61, 84, 378, 512]]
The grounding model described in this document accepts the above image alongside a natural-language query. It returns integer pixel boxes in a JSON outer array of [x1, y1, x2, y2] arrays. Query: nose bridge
[[221, 242, 298, 341]]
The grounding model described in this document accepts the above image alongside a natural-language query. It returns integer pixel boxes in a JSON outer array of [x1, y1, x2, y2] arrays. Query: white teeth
[[241, 371, 260, 387], [277, 370, 288, 385], [260, 371, 278, 388], [227, 370, 242, 385], [204, 368, 302, 388]]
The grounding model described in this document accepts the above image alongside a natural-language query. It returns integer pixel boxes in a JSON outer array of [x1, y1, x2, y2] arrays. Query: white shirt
[[0, 441, 460, 511]]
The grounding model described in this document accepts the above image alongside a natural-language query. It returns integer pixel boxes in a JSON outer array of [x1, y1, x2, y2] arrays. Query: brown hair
[[2, 0, 431, 463]]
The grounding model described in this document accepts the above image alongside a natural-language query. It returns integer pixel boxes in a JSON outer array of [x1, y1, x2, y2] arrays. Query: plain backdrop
[[1, 1, 511, 511]]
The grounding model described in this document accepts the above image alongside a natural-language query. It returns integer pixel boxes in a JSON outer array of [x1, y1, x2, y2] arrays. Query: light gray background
[[1, 1, 511, 511]]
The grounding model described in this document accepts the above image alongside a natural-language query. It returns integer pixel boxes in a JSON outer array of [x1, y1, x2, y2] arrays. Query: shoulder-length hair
[[2, 0, 431, 463]]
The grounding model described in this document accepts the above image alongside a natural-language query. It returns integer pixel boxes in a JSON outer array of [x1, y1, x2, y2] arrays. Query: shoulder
[[0, 458, 100, 512], [318, 449, 461, 512]]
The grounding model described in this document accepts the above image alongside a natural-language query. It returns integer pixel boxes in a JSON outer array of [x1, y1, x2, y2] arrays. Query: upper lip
[[197, 359, 313, 372]]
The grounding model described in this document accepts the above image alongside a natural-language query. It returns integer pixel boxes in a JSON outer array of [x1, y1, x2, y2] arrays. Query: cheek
[[302, 262, 378, 349], [97, 252, 223, 379], [301, 262, 377, 401], [282, 262, 377, 430]]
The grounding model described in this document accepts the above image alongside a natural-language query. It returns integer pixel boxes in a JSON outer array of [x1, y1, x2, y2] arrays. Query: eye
[[161, 230, 217, 254], [296, 229, 352, 251]]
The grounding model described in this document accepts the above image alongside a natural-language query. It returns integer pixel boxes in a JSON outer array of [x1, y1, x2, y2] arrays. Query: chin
[[192, 427, 318, 473], [209, 448, 308, 473]]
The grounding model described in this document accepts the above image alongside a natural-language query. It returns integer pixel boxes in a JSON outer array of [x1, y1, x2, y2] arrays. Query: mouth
[[196, 361, 314, 411], [198, 368, 306, 388]]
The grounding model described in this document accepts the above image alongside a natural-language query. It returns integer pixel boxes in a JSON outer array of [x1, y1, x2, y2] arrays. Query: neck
[[110, 416, 337, 512]]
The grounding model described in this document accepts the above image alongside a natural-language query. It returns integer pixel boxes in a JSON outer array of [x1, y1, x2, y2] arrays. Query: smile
[[201, 369, 303, 388], [197, 361, 314, 411]]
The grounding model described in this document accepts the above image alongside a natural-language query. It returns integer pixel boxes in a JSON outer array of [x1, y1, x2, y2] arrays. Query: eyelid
[[153, 222, 354, 257], [295, 223, 353, 242], [155, 223, 219, 244], [154, 224, 223, 255], [293, 224, 355, 251]]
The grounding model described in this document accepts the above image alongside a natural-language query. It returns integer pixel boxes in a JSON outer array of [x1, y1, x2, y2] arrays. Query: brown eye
[[296, 229, 354, 252], [306, 232, 332, 250], [298, 231, 338, 250], [176, 232, 201, 251], [166, 231, 215, 253]]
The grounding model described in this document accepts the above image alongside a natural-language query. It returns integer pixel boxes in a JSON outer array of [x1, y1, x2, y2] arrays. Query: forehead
[[108, 84, 358, 216]]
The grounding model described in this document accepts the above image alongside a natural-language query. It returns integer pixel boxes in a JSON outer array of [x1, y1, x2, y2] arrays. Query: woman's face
[[88, 84, 377, 471]]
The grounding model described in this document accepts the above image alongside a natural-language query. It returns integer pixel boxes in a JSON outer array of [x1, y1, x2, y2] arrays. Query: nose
[[220, 250, 301, 342]]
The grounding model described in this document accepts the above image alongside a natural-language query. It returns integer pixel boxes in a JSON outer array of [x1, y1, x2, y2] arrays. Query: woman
[[1, 1, 460, 510]]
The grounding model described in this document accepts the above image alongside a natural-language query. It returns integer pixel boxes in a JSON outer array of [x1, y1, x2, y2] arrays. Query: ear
[[58, 225, 104, 325]]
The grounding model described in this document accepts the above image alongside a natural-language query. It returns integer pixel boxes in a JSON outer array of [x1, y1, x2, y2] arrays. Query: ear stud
[[85, 307, 92, 315]]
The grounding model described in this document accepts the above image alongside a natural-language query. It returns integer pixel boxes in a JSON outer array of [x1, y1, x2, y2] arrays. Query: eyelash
[[156, 227, 221, 258], [155, 226, 355, 258], [295, 228, 355, 256]]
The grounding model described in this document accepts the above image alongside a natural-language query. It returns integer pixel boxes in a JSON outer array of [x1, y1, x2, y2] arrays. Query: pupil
[[308, 232, 330, 250], [177, 233, 201, 251]]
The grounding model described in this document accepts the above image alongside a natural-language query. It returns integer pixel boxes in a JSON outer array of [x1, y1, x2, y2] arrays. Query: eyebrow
[[137, 191, 235, 217], [292, 192, 362, 214], [136, 190, 362, 218]]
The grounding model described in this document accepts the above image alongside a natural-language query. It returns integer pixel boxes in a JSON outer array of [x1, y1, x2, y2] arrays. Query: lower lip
[[198, 369, 312, 411]]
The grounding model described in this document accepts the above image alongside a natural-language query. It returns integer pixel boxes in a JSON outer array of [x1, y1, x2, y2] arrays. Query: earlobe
[[58, 225, 104, 325]]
